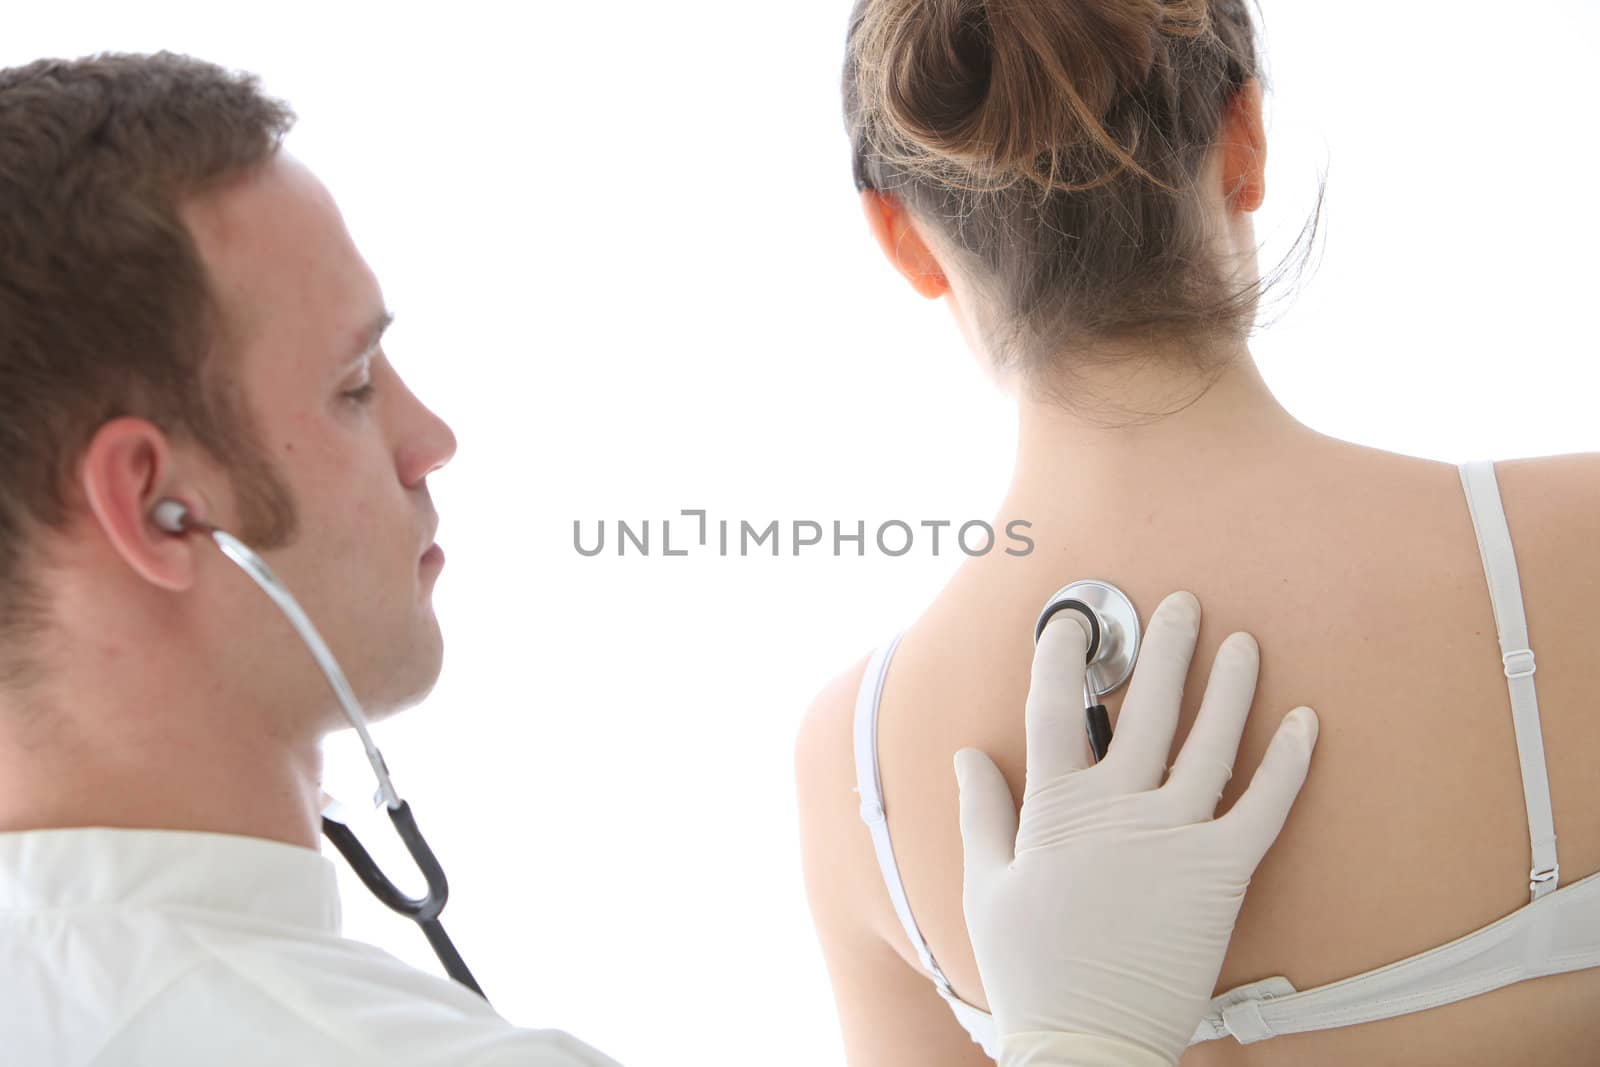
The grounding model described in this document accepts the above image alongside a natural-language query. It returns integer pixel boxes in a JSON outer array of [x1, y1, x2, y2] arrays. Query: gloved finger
[[1097, 590, 1201, 793], [1213, 707, 1319, 866], [955, 748, 1019, 878], [1161, 631, 1261, 822], [1024, 613, 1093, 795]]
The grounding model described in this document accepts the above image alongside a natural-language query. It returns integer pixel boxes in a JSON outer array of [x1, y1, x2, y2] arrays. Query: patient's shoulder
[[1498, 448, 1600, 474], [794, 651, 873, 800], [1490, 451, 1600, 580], [1495, 449, 1600, 486], [794, 650, 887, 931], [1494, 449, 1600, 489]]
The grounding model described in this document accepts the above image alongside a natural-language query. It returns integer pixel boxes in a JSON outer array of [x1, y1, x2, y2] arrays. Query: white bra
[[851, 458, 1600, 1056]]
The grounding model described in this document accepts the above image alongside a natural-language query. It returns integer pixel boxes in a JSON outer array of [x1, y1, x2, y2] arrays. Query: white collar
[[0, 826, 342, 934]]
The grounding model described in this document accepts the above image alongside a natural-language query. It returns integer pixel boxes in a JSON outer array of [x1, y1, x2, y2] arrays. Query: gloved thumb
[[955, 748, 1018, 878]]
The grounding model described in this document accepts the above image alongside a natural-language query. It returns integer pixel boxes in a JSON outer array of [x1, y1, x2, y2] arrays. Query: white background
[[7, 2, 1598, 1064]]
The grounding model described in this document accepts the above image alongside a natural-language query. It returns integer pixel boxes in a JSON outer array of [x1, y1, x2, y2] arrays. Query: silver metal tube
[[208, 529, 402, 811]]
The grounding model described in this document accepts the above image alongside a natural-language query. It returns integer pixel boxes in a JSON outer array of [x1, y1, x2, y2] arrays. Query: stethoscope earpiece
[[151, 498, 190, 535]]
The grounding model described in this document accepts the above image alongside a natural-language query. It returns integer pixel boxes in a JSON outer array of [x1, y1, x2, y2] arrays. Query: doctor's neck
[[0, 590, 329, 851]]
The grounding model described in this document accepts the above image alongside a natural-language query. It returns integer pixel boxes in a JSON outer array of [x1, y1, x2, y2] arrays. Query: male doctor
[[0, 52, 1318, 1067]]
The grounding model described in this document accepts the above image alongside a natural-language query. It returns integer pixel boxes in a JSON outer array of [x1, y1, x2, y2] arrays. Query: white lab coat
[[0, 825, 624, 1067]]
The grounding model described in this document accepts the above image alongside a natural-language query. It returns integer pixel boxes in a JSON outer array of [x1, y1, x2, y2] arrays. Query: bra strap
[[1459, 459, 1559, 901], [851, 631, 961, 996]]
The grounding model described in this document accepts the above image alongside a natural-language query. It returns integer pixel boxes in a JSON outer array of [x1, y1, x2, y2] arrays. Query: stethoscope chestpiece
[[1035, 596, 1101, 661], [1033, 579, 1141, 698]]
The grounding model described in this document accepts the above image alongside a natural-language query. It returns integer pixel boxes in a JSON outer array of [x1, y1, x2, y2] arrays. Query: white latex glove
[[956, 589, 1319, 1067]]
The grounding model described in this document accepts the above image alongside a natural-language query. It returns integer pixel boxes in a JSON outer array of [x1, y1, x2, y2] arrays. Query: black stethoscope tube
[[320, 803, 486, 1000]]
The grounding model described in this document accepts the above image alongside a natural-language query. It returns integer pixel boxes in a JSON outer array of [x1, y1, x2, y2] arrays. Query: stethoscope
[[149, 499, 489, 1003], [1033, 579, 1143, 763]]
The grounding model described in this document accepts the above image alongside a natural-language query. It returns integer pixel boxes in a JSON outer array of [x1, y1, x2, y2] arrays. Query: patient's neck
[[1002, 350, 1323, 529]]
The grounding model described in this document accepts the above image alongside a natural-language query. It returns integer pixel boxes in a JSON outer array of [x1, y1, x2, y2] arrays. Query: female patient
[[794, 2, 1600, 1065]]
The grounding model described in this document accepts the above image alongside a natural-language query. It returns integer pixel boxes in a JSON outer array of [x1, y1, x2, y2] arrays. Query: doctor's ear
[[79, 417, 205, 592], [859, 189, 951, 300]]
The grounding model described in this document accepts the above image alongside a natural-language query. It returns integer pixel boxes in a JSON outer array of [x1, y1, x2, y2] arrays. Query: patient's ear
[[79, 416, 201, 592], [1221, 77, 1268, 213], [860, 190, 950, 300]]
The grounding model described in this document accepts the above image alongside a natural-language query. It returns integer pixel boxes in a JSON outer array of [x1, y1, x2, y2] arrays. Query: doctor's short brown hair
[[0, 51, 298, 692]]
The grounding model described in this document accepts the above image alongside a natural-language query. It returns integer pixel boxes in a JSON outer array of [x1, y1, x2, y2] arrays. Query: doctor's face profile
[[0, 54, 459, 847], [1, 152, 456, 800], [170, 150, 461, 730]]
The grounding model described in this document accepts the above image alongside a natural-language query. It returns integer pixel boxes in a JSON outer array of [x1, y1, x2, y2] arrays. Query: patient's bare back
[[852, 447, 1600, 1066]]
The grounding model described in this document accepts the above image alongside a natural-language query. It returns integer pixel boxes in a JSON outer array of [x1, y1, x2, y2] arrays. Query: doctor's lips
[[420, 518, 442, 566]]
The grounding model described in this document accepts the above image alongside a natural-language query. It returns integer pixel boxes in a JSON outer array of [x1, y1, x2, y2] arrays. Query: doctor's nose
[[401, 403, 457, 486]]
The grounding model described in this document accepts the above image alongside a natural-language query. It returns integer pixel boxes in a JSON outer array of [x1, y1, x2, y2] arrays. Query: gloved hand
[[956, 589, 1319, 1067]]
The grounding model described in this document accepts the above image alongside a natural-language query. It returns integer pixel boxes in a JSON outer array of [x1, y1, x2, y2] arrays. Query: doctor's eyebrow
[[342, 309, 395, 370]]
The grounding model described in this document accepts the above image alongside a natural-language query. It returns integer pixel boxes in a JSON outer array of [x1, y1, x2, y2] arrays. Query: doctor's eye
[[342, 383, 378, 405]]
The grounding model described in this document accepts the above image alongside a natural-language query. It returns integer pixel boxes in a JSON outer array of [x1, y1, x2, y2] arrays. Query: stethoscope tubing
[[154, 501, 488, 1002]]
